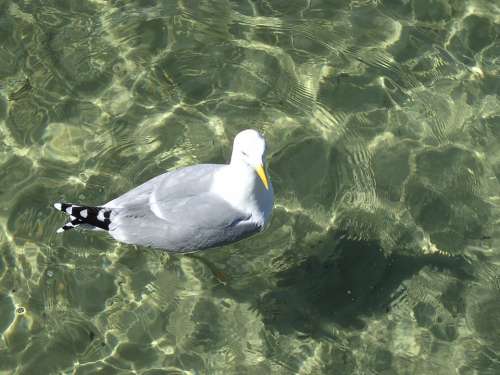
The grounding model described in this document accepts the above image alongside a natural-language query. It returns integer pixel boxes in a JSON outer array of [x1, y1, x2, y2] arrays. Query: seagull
[[53, 129, 274, 253]]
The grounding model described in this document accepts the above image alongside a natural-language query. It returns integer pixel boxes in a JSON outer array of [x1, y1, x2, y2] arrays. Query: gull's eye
[[241, 151, 248, 157]]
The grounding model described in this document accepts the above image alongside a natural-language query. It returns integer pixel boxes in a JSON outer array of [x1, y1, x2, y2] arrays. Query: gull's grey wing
[[109, 192, 260, 252], [106, 164, 221, 208], [149, 164, 221, 213], [105, 174, 164, 208]]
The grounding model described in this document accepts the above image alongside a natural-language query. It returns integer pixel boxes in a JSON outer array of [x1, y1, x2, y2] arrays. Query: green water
[[1, 0, 500, 373]]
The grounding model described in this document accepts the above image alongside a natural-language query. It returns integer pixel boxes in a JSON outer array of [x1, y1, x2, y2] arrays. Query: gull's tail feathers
[[53, 203, 113, 233]]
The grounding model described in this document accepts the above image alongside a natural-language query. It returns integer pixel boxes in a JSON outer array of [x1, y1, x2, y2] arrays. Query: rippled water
[[1, 0, 499, 373]]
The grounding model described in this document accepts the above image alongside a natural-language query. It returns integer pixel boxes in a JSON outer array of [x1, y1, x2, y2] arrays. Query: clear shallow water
[[0, 0, 499, 373]]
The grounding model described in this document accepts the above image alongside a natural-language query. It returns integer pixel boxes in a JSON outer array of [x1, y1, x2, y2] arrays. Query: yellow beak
[[256, 165, 270, 190]]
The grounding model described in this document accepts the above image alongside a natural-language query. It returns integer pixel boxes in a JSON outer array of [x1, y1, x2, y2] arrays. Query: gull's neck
[[212, 159, 258, 203], [210, 158, 273, 224]]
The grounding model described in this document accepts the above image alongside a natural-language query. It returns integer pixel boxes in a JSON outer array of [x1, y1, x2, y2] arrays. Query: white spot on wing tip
[[97, 210, 105, 222], [81, 209, 88, 218], [54, 203, 62, 210], [56, 228, 64, 233], [65, 207, 72, 214]]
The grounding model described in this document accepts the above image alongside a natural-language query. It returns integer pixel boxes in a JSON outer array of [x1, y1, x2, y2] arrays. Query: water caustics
[[0, 0, 500, 374]]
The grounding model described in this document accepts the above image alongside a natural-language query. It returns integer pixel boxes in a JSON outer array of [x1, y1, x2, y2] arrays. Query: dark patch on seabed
[[1, 0, 500, 374]]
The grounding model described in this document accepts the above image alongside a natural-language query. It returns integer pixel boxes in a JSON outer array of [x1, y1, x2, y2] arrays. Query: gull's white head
[[230, 129, 270, 190]]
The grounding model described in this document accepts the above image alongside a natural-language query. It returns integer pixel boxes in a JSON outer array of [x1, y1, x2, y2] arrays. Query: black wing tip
[[54, 202, 112, 231]]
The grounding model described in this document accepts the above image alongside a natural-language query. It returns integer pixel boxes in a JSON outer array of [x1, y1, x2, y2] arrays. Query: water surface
[[1, 0, 500, 374]]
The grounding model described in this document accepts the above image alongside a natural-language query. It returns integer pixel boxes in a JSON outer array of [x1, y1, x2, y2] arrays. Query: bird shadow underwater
[[269, 239, 470, 335], [205, 226, 474, 340]]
